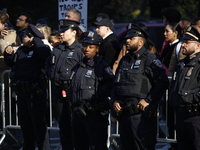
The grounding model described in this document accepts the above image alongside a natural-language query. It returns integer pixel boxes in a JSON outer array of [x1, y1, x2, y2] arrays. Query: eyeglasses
[[16, 18, 25, 21]]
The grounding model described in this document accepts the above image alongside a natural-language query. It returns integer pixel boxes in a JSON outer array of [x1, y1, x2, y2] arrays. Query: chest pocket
[[178, 62, 200, 104], [59, 51, 76, 80], [115, 59, 151, 99], [79, 69, 96, 101]]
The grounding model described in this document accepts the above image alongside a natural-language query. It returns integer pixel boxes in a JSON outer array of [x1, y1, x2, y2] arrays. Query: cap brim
[[181, 34, 197, 41], [125, 33, 140, 39], [93, 22, 103, 26], [59, 27, 70, 33], [83, 39, 99, 45]]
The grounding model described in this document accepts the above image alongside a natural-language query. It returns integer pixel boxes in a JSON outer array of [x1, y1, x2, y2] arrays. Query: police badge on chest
[[67, 51, 74, 58], [85, 70, 93, 78], [131, 60, 141, 69], [27, 51, 33, 58]]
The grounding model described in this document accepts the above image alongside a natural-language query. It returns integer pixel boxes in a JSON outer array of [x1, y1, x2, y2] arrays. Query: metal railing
[[0, 70, 177, 148]]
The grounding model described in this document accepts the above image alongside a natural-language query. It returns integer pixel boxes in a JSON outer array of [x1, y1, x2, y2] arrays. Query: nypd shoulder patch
[[153, 59, 163, 68], [105, 67, 114, 76]]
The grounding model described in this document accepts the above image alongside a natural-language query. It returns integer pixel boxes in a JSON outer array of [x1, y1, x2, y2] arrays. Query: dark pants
[[16, 90, 50, 150], [176, 112, 200, 150], [46, 86, 63, 126], [72, 112, 109, 150], [59, 97, 73, 150], [118, 111, 157, 150], [167, 104, 177, 149]]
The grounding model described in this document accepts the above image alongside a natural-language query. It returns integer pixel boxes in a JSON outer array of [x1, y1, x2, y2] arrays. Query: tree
[[171, 0, 199, 20]]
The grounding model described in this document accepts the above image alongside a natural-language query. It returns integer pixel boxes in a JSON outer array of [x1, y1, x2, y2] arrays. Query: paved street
[[48, 119, 172, 150], [0, 119, 172, 150]]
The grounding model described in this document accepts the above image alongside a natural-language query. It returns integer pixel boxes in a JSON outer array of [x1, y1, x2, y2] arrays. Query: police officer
[[46, 19, 83, 150], [69, 31, 114, 150], [4, 24, 51, 150], [111, 22, 169, 150], [169, 27, 200, 150]]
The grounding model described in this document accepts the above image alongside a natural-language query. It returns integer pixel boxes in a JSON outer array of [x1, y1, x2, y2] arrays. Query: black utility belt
[[73, 102, 109, 118], [13, 81, 43, 96], [121, 101, 141, 115], [177, 103, 200, 116]]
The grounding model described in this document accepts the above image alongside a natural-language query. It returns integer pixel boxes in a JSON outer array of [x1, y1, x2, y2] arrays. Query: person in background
[[36, 23, 53, 50], [96, 13, 110, 22], [0, 11, 24, 149], [46, 19, 83, 150], [169, 26, 200, 150], [64, 8, 86, 33], [0, 11, 10, 142], [111, 22, 169, 150], [191, 17, 200, 33], [168, 19, 191, 76], [65, 8, 81, 22], [159, 22, 181, 150], [49, 30, 62, 47], [0, 11, 9, 52], [160, 22, 181, 75], [94, 18, 121, 72], [4, 24, 51, 150], [160, 7, 181, 59], [16, 12, 32, 43], [36, 17, 49, 26], [69, 31, 114, 150], [179, 19, 191, 37]]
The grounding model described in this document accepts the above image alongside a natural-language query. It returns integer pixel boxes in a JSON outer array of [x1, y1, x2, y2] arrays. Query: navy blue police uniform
[[46, 19, 83, 150], [111, 22, 169, 150], [4, 24, 51, 150], [169, 27, 200, 150], [69, 31, 114, 150]]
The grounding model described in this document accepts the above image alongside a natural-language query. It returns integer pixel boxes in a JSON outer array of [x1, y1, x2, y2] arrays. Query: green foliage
[[171, 0, 199, 19]]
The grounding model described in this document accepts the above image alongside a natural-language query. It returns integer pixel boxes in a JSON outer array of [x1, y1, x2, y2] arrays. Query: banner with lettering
[[58, 0, 88, 29]]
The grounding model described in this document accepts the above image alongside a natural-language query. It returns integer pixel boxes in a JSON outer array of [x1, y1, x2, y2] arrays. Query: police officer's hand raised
[[137, 99, 149, 111], [113, 100, 124, 113], [5, 46, 14, 54]]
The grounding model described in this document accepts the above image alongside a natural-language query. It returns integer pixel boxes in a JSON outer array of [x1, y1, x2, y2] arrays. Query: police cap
[[82, 31, 103, 45], [59, 19, 80, 33], [93, 18, 114, 32], [125, 22, 149, 39], [25, 24, 44, 39], [181, 26, 200, 42]]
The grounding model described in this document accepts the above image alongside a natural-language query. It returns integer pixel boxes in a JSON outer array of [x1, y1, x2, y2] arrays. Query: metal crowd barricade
[[0, 70, 111, 148], [0, 70, 177, 148], [109, 76, 177, 148], [0, 70, 60, 145]]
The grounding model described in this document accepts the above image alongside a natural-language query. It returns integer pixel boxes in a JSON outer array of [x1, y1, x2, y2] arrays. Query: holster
[[73, 106, 87, 118], [122, 101, 140, 115], [31, 82, 44, 96], [15, 81, 44, 96], [143, 105, 153, 118]]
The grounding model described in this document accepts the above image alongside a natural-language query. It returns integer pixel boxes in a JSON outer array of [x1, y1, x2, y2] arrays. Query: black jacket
[[46, 40, 83, 87], [69, 55, 114, 107], [112, 46, 169, 104], [4, 37, 51, 83], [169, 52, 200, 107], [99, 33, 121, 67]]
